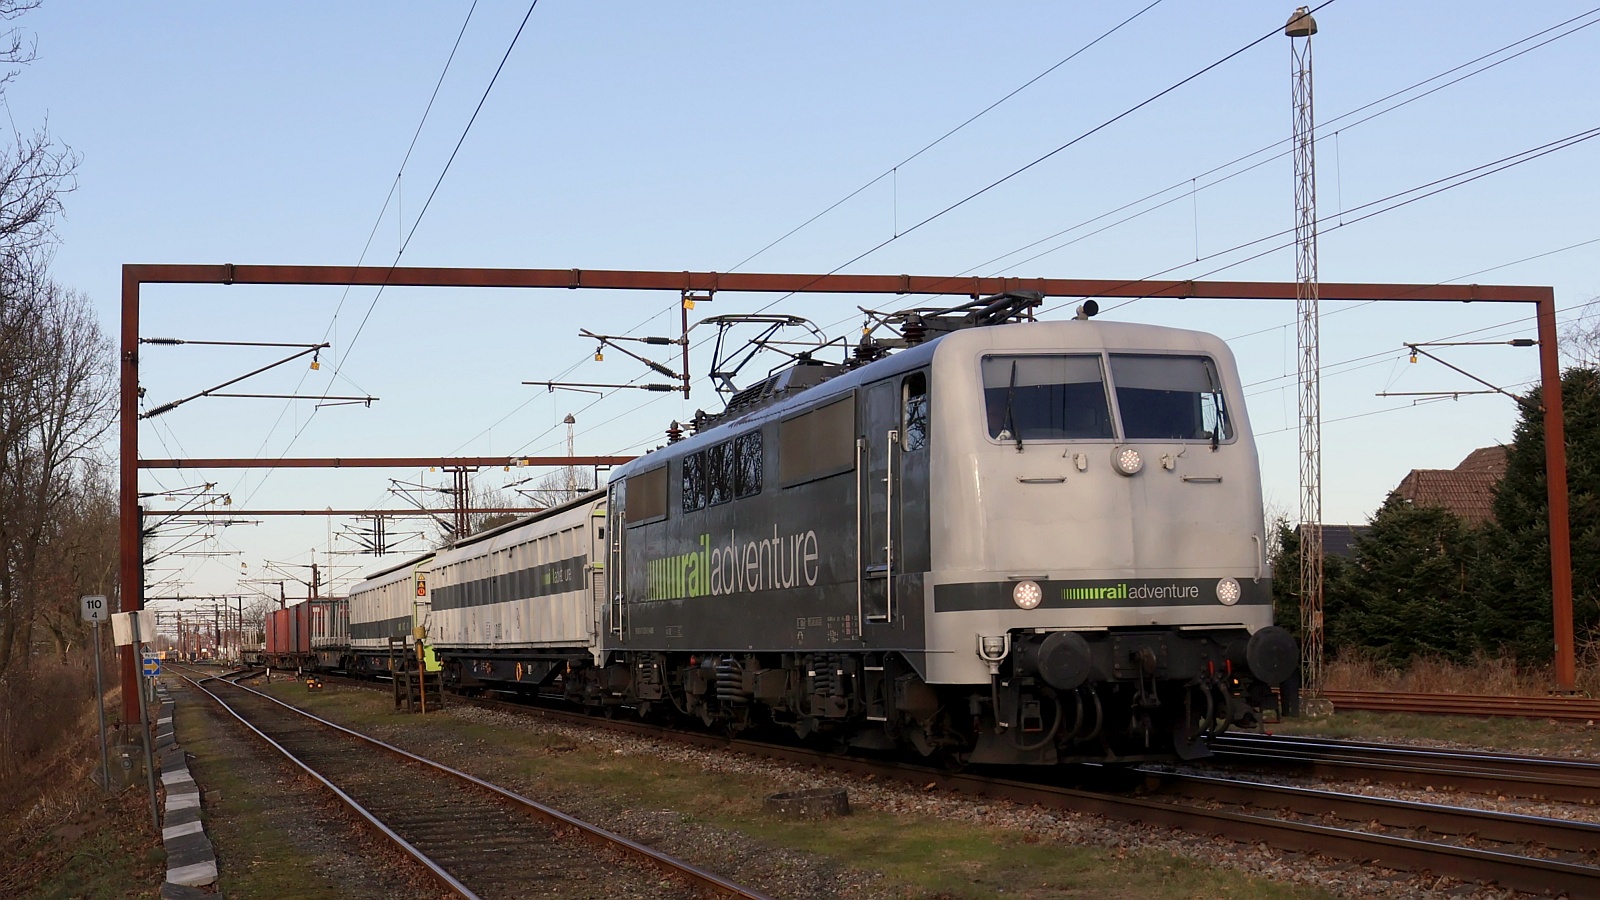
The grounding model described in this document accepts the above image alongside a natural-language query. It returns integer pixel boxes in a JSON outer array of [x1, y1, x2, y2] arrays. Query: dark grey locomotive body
[[593, 318, 1295, 763]]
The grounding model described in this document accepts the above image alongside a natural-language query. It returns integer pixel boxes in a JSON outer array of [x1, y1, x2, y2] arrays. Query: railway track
[[1322, 688, 1600, 721], [448, 688, 1600, 896], [277, 672, 1600, 895], [170, 666, 769, 900], [1211, 733, 1600, 803]]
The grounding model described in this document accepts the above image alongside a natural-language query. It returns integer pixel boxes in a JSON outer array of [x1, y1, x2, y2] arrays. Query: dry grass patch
[[0, 674, 163, 897], [1324, 650, 1600, 697]]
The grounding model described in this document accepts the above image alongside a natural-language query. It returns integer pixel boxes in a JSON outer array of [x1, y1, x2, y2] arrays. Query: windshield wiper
[[1004, 360, 1023, 453]]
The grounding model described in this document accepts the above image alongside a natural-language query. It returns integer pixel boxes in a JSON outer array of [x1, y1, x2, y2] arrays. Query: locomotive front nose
[[1245, 625, 1298, 684]]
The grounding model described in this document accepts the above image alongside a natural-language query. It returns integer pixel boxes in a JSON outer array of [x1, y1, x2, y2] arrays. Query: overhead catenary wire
[[484, 0, 1181, 452], [236, 1, 541, 510], [723, 0, 1171, 274], [723, 0, 1346, 333], [1041, 123, 1600, 319], [498, 2, 1593, 467], [1224, 235, 1600, 345], [969, 6, 1600, 280], [338, 0, 542, 372], [228, 1, 482, 509]]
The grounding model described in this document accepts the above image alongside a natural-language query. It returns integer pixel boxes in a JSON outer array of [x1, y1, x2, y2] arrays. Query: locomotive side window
[[707, 441, 735, 506], [624, 465, 669, 525], [779, 395, 856, 486], [902, 371, 928, 451], [981, 355, 1113, 441], [734, 430, 763, 497], [1109, 354, 1231, 442], [681, 452, 707, 512]]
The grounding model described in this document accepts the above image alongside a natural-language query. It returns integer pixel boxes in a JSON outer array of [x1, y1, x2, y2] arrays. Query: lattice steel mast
[[1287, 7, 1323, 697]]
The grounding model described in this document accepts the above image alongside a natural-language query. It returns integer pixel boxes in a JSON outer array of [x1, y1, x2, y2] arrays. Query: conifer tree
[[1339, 498, 1475, 665], [1473, 368, 1600, 662]]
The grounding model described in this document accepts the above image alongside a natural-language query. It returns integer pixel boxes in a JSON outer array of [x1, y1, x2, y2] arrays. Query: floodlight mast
[[1287, 6, 1325, 702], [118, 263, 1576, 728]]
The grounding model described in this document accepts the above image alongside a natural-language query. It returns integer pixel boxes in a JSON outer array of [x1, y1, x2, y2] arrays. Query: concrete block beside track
[[153, 681, 219, 894]]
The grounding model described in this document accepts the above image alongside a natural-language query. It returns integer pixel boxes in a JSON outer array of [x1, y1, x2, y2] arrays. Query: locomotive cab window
[[1109, 354, 1231, 442], [981, 355, 1113, 442], [902, 371, 928, 451]]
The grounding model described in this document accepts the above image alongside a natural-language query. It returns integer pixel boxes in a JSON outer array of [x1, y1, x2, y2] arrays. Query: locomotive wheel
[[792, 716, 818, 739]]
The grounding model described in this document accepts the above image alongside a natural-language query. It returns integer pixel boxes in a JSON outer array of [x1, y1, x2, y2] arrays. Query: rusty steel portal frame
[[119, 264, 1575, 722]]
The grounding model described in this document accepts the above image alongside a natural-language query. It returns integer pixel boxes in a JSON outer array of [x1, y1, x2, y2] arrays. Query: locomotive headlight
[[1216, 576, 1242, 606], [1113, 447, 1144, 476], [1012, 580, 1044, 610]]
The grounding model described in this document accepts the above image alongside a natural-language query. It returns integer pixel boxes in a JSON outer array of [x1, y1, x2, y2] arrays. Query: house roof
[[1454, 445, 1509, 475], [1389, 445, 1507, 524], [1320, 524, 1370, 558], [1294, 524, 1370, 559]]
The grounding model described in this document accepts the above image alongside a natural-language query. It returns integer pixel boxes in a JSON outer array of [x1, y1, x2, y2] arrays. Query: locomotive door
[[589, 504, 608, 648], [605, 481, 626, 642], [858, 380, 900, 628]]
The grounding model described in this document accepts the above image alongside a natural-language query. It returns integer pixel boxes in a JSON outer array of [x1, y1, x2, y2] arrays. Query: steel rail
[[1152, 770, 1600, 853], [1211, 733, 1600, 803], [403, 687, 1600, 896], [175, 669, 770, 899], [1322, 689, 1600, 721], [174, 672, 478, 899]]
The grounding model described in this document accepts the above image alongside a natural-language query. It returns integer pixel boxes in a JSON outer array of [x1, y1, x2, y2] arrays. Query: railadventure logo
[[1060, 582, 1201, 601], [646, 527, 820, 601]]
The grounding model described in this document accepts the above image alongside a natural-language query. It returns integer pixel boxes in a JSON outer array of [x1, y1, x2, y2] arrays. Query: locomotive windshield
[[981, 353, 1229, 443], [1109, 354, 1230, 442], [982, 355, 1114, 441]]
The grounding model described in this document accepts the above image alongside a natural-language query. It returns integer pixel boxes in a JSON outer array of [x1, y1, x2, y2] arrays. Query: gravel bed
[[365, 703, 1557, 899]]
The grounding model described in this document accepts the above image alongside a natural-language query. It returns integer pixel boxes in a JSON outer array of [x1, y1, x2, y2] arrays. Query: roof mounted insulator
[[852, 338, 885, 365], [903, 314, 927, 346]]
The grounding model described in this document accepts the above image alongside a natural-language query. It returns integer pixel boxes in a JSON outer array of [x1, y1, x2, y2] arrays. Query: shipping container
[[309, 597, 349, 648]]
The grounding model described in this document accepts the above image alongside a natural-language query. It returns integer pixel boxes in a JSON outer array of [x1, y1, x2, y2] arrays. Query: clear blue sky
[[11, 1, 1599, 604]]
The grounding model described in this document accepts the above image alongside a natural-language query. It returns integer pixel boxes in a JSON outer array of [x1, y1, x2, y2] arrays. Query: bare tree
[[0, 275, 114, 673], [520, 468, 596, 510], [427, 477, 541, 547], [0, 2, 40, 98], [1561, 297, 1600, 368], [33, 463, 116, 658]]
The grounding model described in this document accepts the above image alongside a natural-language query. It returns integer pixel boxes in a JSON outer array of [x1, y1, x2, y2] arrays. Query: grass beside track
[[1270, 709, 1600, 757], [254, 678, 1327, 900]]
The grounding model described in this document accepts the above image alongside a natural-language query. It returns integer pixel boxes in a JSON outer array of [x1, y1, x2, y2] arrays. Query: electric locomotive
[[593, 295, 1296, 763]]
